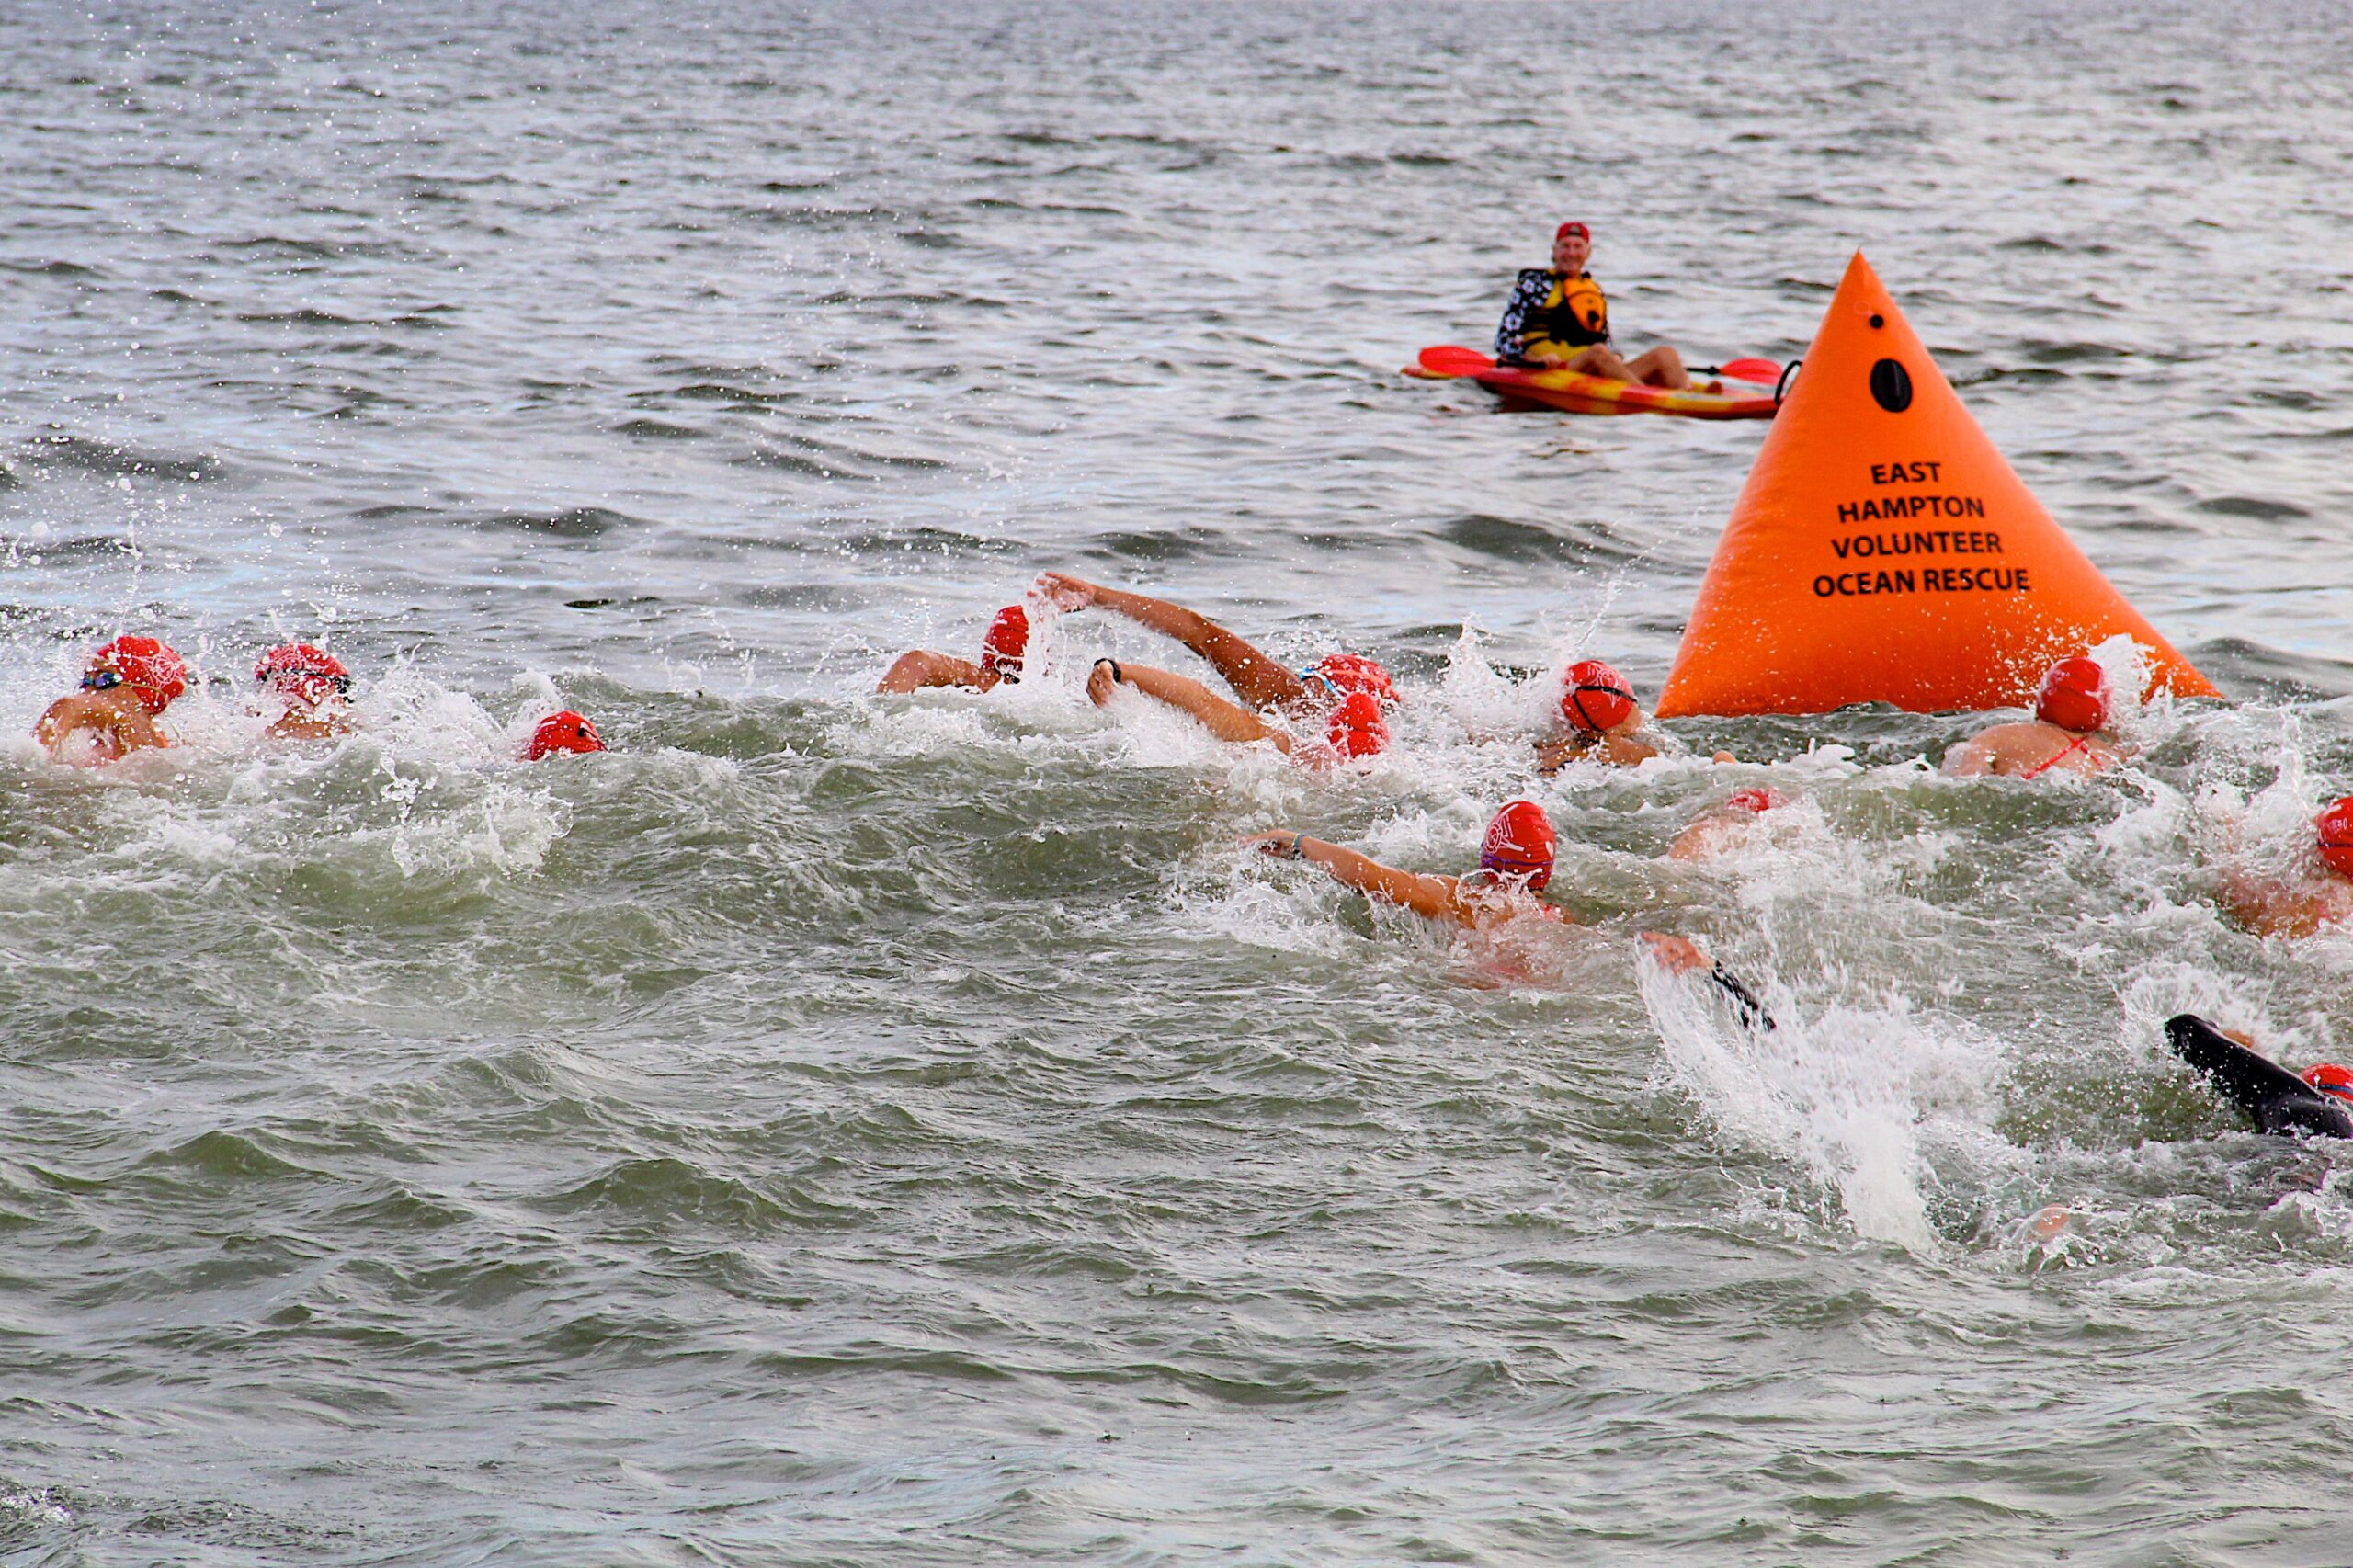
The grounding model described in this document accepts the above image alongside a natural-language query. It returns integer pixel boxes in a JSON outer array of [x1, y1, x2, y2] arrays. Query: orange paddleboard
[[1657, 253, 2219, 718], [1406, 346, 1778, 422]]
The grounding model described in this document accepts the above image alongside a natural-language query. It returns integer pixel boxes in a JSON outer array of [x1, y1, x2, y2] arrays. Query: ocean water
[[4, 1, 2353, 1562]]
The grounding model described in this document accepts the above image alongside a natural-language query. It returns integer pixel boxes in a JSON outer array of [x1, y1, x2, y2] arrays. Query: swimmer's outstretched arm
[[1640, 932, 1774, 1030], [878, 649, 993, 694], [1091, 660, 1292, 752], [1040, 573, 1309, 714], [1244, 832, 1462, 923]]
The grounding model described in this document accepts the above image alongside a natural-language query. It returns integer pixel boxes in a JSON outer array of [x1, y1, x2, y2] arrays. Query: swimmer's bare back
[[1943, 720, 2118, 779], [35, 690, 170, 767]]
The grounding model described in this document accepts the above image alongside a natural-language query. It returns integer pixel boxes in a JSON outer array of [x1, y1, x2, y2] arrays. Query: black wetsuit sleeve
[[2165, 1014, 2353, 1140], [1493, 269, 1552, 364]]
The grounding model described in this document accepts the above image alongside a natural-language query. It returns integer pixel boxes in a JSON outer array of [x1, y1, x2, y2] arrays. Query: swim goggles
[[79, 669, 124, 691], [258, 671, 354, 697]]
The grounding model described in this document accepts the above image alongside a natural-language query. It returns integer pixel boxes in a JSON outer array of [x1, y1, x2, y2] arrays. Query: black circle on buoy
[[1870, 358, 1913, 413], [1869, 313, 1886, 329]]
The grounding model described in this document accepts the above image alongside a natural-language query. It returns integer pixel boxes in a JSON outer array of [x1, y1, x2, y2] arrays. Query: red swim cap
[[2035, 656, 2111, 733], [1307, 654, 1398, 706], [1479, 800, 1556, 890], [1324, 689, 1389, 758], [2317, 796, 2353, 879], [527, 710, 606, 759], [980, 605, 1029, 680], [87, 635, 188, 714], [255, 642, 350, 703], [1555, 222, 1590, 243], [2302, 1063, 2353, 1104], [1724, 786, 1788, 814], [1561, 659, 1635, 735]]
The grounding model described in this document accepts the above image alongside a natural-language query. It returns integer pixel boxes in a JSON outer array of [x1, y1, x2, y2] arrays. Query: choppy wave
[[4, 0, 2353, 1559]]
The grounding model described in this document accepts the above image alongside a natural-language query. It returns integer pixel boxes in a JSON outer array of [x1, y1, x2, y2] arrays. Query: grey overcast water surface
[[4, 1, 2353, 1562]]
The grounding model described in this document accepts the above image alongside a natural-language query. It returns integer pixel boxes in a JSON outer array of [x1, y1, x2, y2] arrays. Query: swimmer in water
[[1242, 801, 1568, 930], [527, 710, 607, 759], [877, 605, 1030, 695], [34, 635, 188, 767], [1239, 801, 1749, 1011], [1942, 656, 2121, 779], [1666, 786, 1790, 862], [2215, 796, 2353, 938], [1037, 573, 1397, 722], [1087, 658, 1388, 762], [2165, 1014, 2353, 1140], [1537, 659, 1660, 772], [255, 642, 355, 741], [1493, 221, 1700, 391]]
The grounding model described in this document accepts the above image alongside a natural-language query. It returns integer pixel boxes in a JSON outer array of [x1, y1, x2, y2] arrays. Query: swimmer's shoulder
[[1944, 721, 2097, 778]]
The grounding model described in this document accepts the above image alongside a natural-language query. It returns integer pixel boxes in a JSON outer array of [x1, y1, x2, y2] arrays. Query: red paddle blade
[[1717, 358, 1781, 385], [1415, 345, 1496, 377]]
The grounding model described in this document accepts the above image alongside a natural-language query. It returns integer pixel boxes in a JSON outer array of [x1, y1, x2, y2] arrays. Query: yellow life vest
[[1533, 271, 1609, 348]]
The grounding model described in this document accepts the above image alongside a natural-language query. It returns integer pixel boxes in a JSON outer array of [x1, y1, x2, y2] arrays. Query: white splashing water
[[1638, 950, 2010, 1252]]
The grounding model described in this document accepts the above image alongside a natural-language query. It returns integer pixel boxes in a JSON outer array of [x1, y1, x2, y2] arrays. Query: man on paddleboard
[[1495, 222, 1699, 391]]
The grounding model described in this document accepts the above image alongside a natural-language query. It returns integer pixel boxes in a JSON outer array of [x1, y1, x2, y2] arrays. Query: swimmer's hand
[[1035, 572, 1099, 611], [1638, 932, 1711, 974], [1241, 831, 1306, 859], [1641, 933, 1776, 1030]]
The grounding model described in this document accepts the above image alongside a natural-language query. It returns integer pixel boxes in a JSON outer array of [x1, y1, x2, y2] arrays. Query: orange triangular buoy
[[1657, 252, 2219, 718]]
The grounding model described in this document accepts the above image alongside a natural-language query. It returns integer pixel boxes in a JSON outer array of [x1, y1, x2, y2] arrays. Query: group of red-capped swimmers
[[881, 574, 1775, 990], [31, 634, 608, 769], [882, 578, 2353, 1098]]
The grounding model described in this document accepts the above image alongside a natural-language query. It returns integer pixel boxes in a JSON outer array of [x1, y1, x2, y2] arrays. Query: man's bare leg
[[1555, 344, 1694, 391], [1556, 345, 1636, 380], [1040, 574, 1309, 714], [1622, 346, 1694, 391], [1087, 659, 1291, 753]]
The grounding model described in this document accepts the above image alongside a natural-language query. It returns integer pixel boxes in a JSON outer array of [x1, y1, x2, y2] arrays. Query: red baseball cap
[[1555, 222, 1590, 243]]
